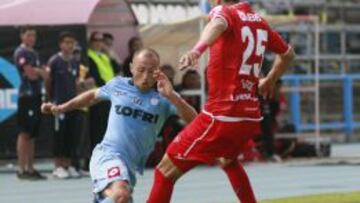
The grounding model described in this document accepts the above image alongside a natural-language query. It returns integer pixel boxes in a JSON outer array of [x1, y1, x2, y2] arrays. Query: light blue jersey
[[96, 76, 176, 175]]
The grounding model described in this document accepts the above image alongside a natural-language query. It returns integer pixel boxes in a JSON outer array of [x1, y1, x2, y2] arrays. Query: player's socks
[[100, 197, 115, 203], [147, 168, 174, 203], [222, 161, 257, 203]]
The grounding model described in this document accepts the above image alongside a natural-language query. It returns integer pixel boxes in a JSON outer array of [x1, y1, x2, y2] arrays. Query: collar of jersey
[[128, 79, 158, 94]]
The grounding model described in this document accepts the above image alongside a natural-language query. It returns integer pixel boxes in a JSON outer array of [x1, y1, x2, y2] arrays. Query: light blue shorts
[[90, 145, 136, 195]]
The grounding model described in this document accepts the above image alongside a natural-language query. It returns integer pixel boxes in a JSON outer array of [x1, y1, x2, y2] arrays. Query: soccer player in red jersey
[[147, 0, 295, 202]]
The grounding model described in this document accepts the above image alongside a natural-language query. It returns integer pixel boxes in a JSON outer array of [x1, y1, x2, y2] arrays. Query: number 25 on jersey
[[239, 26, 268, 78]]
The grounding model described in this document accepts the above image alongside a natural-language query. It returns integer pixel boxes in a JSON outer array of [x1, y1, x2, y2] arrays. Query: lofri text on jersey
[[115, 105, 159, 124]]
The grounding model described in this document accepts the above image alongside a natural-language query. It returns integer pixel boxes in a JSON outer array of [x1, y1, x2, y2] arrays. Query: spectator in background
[[73, 44, 95, 173], [74, 44, 96, 94], [45, 32, 82, 178], [87, 32, 115, 161], [177, 70, 201, 112], [103, 33, 121, 75], [122, 36, 143, 77], [14, 26, 47, 180], [180, 70, 201, 89], [259, 80, 284, 162], [160, 64, 176, 86], [73, 45, 84, 65]]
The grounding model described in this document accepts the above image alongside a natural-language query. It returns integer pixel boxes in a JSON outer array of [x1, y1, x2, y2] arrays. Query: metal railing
[[283, 74, 360, 136]]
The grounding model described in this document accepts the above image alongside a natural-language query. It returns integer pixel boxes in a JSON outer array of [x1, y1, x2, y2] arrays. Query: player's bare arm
[[22, 64, 38, 80], [22, 64, 47, 80], [258, 47, 296, 98], [179, 18, 227, 70], [155, 70, 197, 123], [41, 89, 102, 114], [44, 66, 52, 99]]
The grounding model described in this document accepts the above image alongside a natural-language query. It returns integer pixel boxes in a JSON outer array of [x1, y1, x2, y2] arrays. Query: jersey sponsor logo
[[231, 93, 258, 102], [237, 11, 262, 22], [132, 96, 143, 105], [113, 90, 127, 96], [19, 57, 26, 65], [150, 97, 159, 106], [107, 166, 121, 179], [241, 79, 255, 91], [115, 105, 159, 124]]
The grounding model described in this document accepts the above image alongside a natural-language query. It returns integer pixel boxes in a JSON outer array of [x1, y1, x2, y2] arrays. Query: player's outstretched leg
[[147, 154, 199, 203], [221, 159, 257, 203], [99, 180, 131, 203]]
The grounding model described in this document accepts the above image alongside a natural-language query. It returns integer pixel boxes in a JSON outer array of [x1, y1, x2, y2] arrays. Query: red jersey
[[204, 2, 289, 120]]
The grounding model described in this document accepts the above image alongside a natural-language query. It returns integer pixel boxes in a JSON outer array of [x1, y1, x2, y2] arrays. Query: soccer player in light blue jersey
[[41, 48, 197, 203]]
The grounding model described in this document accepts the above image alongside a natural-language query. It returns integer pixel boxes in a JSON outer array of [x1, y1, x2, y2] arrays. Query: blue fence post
[[343, 76, 353, 136], [290, 78, 301, 133]]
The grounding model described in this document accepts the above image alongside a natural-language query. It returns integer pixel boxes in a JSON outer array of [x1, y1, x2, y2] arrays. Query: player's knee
[[103, 181, 131, 203], [157, 154, 183, 181], [115, 191, 130, 203]]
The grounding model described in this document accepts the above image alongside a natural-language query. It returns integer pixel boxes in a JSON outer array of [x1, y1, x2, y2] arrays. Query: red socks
[[223, 161, 257, 203], [147, 168, 174, 203], [147, 158, 256, 203]]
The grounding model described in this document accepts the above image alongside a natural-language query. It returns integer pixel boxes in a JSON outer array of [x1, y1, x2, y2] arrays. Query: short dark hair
[[89, 31, 103, 42], [181, 70, 200, 87], [128, 36, 141, 50], [103, 33, 114, 40], [58, 31, 76, 43], [20, 26, 35, 34], [160, 64, 174, 72]]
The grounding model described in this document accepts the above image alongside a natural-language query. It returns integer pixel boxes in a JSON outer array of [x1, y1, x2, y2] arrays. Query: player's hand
[[36, 66, 49, 79], [41, 102, 54, 114], [51, 104, 65, 115], [155, 70, 174, 98], [79, 65, 88, 80], [178, 51, 200, 71], [258, 77, 276, 99]]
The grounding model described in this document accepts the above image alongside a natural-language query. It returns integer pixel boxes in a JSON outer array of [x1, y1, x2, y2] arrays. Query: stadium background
[[1, 0, 359, 158], [0, 0, 360, 202]]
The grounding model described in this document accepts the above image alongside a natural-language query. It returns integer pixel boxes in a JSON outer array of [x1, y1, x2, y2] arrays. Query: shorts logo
[[107, 167, 121, 179]]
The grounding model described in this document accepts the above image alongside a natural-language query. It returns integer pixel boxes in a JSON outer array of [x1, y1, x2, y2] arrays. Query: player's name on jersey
[[237, 11, 262, 22], [115, 105, 159, 124]]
